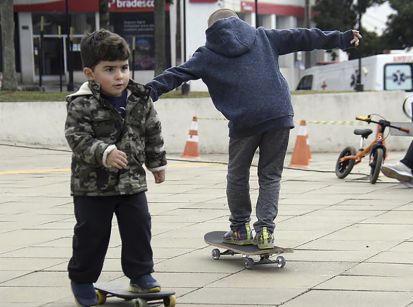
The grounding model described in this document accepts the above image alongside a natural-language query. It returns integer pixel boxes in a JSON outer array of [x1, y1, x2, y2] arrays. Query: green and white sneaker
[[223, 223, 254, 245], [254, 227, 274, 249]]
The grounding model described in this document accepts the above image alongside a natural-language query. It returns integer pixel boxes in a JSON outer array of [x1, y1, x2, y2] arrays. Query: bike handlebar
[[355, 115, 410, 134], [355, 115, 371, 122]]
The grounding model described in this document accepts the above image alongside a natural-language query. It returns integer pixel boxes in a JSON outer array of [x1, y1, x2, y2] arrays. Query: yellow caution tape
[[306, 120, 366, 126]]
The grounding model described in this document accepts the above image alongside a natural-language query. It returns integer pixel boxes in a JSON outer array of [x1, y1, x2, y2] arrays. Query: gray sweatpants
[[226, 127, 290, 234]]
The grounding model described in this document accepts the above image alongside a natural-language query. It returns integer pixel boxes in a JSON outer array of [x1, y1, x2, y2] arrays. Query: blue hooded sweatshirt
[[147, 17, 354, 138]]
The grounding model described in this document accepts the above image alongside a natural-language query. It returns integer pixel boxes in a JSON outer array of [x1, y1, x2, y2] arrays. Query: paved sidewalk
[[0, 144, 412, 307]]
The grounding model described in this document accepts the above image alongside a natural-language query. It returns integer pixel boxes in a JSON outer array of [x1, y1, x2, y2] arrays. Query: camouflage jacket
[[65, 80, 166, 196]]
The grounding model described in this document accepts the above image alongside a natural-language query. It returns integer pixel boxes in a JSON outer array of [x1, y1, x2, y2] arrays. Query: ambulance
[[296, 53, 413, 93]]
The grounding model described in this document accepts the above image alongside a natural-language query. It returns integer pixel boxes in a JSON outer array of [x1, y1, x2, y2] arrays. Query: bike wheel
[[335, 146, 356, 179], [369, 147, 384, 184], [402, 95, 413, 120]]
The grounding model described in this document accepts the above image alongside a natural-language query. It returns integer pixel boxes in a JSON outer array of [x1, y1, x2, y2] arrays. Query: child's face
[[84, 60, 130, 97]]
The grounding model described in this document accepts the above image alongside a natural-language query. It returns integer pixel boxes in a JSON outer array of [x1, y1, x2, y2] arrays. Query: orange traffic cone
[[182, 116, 200, 159], [289, 120, 311, 168]]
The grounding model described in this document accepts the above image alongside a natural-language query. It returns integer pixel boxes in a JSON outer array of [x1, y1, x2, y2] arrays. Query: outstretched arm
[[146, 49, 204, 101], [265, 28, 361, 55]]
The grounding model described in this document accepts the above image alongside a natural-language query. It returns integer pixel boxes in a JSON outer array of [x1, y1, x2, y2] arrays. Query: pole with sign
[[65, 0, 74, 91], [132, 36, 135, 80], [38, 16, 44, 88], [181, 0, 189, 95], [58, 25, 63, 92], [254, 0, 258, 27]]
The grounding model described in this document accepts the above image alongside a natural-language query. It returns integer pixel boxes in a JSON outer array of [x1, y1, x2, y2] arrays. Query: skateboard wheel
[[276, 255, 286, 268], [212, 248, 221, 260], [163, 294, 177, 307], [95, 290, 106, 305], [244, 257, 254, 269], [135, 298, 148, 307]]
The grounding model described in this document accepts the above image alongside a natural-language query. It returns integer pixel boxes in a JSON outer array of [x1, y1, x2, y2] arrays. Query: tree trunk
[[0, 0, 18, 90], [154, 0, 166, 76]]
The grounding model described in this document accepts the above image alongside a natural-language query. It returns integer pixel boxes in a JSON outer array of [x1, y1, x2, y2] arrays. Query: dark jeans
[[226, 127, 290, 234], [401, 140, 413, 170], [68, 192, 153, 283]]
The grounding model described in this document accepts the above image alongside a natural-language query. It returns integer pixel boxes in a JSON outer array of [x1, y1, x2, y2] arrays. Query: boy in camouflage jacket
[[64, 29, 166, 306]]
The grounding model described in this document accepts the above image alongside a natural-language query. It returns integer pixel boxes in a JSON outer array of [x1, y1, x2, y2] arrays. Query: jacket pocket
[[96, 167, 119, 191], [72, 160, 119, 193]]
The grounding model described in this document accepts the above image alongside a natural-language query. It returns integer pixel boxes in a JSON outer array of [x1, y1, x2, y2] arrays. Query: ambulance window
[[384, 63, 413, 91], [296, 75, 313, 90]]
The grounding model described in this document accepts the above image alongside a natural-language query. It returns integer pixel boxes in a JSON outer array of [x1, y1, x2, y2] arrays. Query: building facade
[[9, 0, 322, 90]]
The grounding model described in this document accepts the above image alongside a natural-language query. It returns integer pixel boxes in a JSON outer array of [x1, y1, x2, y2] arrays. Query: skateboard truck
[[211, 248, 286, 269]]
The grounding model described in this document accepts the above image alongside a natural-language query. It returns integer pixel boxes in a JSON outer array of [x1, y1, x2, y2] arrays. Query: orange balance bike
[[335, 114, 410, 184]]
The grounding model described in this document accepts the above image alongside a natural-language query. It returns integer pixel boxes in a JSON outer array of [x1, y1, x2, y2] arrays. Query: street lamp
[[181, 0, 189, 95], [255, 0, 258, 28], [65, 0, 74, 91], [355, 0, 364, 92]]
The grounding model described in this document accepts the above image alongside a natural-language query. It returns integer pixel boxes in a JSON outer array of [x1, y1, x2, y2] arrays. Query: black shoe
[[70, 281, 98, 307]]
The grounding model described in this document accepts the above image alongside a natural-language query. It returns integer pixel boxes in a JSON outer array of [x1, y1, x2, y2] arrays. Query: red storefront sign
[[13, 0, 170, 13], [108, 0, 170, 12], [240, 1, 304, 17], [14, 0, 99, 12]]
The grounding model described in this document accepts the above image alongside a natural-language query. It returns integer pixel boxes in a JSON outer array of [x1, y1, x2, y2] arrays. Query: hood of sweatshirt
[[205, 17, 256, 57]]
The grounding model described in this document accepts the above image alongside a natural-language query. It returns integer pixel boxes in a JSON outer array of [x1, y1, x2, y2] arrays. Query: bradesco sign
[[109, 0, 159, 12]]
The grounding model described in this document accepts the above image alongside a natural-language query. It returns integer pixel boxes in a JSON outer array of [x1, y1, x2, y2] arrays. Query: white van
[[296, 53, 413, 92]]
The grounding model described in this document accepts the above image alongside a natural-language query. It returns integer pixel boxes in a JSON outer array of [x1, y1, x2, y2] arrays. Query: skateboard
[[94, 282, 176, 307], [204, 231, 293, 269]]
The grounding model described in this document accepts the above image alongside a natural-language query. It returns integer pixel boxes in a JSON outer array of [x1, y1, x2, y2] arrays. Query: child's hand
[[106, 149, 128, 169], [152, 169, 165, 184], [350, 30, 362, 47]]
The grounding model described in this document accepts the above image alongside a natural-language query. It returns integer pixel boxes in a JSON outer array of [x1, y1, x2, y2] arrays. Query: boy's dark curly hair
[[80, 29, 130, 69]]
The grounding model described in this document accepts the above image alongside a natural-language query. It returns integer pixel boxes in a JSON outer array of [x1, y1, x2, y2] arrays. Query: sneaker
[[129, 274, 161, 293], [223, 223, 254, 245], [70, 281, 98, 307], [254, 227, 275, 250], [381, 162, 413, 182]]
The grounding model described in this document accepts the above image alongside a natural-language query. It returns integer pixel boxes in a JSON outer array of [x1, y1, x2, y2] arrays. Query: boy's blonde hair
[[80, 29, 130, 69], [208, 9, 239, 28]]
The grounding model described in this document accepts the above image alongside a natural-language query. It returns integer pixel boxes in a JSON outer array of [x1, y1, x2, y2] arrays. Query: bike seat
[[353, 128, 373, 138]]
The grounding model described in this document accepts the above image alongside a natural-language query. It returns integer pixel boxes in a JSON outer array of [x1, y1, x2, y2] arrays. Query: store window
[[32, 13, 95, 35], [111, 12, 171, 71], [32, 13, 95, 75]]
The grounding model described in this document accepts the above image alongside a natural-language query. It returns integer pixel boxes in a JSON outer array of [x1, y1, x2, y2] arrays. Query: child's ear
[[83, 67, 94, 80]]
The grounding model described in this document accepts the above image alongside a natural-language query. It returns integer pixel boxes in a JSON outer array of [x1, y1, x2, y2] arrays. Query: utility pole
[[154, 0, 166, 76], [65, 0, 74, 91], [355, 0, 364, 92], [255, 0, 258, 28], [181, 0, 189, 94], [304, 0, 311, 68]]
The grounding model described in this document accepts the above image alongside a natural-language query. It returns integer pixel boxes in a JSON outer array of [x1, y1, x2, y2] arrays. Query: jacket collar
[[66, 79, 151, 102]]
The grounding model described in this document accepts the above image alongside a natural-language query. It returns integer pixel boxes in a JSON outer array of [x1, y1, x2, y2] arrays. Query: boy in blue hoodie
[[146, 9, 361, 249]]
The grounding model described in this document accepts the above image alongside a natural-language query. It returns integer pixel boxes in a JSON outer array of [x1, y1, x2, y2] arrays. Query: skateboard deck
[[94, 282, 176, 307], [204, 231, 293, 269]]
